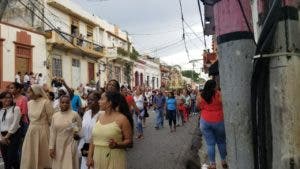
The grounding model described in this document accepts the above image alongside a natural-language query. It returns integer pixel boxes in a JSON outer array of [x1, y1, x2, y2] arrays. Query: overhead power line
[[183, 20, 205, 45], [178, 0, 191, 62], [17, 0, 74, 45], [196, 0, 207, 49], [143, 39, 184, 55]]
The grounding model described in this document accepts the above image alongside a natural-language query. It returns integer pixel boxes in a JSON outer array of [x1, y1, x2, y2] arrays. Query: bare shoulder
[[115, 113, 129, 126]]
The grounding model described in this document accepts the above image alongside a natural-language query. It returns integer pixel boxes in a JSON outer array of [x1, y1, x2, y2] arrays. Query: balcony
[[46, 30, 105, 58]]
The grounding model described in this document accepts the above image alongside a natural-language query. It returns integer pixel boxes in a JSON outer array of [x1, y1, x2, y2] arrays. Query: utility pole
[[189, 59, 202, 82], [262, 1, 300, 169], [205, 0, 256, 168]]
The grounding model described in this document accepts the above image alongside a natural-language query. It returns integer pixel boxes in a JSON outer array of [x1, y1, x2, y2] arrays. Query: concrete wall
[[46, 4, 71, 33], [0, 23, 47, 82], [50, 49, 97, 88]]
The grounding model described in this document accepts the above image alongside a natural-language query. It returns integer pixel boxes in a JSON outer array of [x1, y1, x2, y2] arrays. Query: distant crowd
[[0, 75, 227, 169]]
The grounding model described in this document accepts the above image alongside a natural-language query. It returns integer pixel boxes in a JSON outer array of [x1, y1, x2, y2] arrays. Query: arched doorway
[[135, 71, 139, 87], [140, 73, 143, 86]]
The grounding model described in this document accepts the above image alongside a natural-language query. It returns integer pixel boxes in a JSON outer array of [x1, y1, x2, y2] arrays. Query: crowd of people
[[0, 76, 227, 169]]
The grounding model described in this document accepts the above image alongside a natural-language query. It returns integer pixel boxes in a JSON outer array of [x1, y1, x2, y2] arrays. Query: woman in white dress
[[78, 91, 102, 169], [49, 95, 82, 169]]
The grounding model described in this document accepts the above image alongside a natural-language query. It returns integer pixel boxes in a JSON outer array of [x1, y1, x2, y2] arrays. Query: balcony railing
[[59, 31, 104, 53], [47, 30, 105, 55]]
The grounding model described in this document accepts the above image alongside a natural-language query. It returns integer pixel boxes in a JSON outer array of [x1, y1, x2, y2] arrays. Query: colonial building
[[45, 0, 133, 88], [132, 56, 161, 89], [0, 22, 47, 90], [1, 0, 133, 88], [160, 64, 171, 88]]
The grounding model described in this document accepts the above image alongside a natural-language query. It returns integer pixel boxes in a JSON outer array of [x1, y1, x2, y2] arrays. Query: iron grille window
[[52, 57, 62, 77], [114, 66, 121, 82], [72, 59, 80, 67]]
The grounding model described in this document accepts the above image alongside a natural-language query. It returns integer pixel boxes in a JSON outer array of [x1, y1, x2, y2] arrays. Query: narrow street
[[127, 109, 198, 169]]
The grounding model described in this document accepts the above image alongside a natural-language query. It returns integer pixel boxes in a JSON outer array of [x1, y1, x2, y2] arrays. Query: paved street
[[127, 109, 199, 169], [0, 110, 199, 169]]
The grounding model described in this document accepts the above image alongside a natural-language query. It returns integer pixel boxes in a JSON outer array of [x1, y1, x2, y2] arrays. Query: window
[[87, 25, 93, 41], [72, 59, 80, 67], [71, 19, 79, 36], [147, 76, 150, 86], [52, 57, 62, 77], [114, 66, 121, 82]]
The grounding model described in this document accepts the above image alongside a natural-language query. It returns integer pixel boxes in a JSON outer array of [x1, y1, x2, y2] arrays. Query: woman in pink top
[[198, 80, 228, 169], [8, 82, 29, 135], [9, 82, 28, 121]]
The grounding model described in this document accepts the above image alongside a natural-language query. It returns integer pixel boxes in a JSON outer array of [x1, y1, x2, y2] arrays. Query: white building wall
[[79, 22, 87, 36], [45, 5, 71, 33], [81, 59, 88, 85], [1, 23, 47, 82], [61, 52, 72, 85]]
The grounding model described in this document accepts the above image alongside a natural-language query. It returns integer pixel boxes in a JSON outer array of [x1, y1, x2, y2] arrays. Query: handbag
[[81, 143, 90, 157]]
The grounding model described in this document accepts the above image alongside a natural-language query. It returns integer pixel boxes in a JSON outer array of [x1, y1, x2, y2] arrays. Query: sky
[[71, 0, 210, 78]]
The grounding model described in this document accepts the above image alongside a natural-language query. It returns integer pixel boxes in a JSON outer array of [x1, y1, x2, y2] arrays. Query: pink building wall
[[284, 0, 298, 6]]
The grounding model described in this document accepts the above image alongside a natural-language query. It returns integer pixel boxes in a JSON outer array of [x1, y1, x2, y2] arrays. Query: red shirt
[[125, 95, 134, 106], [199, 91, 223, 123]]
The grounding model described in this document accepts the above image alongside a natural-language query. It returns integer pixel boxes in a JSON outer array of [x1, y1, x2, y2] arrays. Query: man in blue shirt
[[153, 91, 166, 129]]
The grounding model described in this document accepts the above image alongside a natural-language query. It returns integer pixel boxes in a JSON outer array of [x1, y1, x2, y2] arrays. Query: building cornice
[[0, 22, 46, 36]]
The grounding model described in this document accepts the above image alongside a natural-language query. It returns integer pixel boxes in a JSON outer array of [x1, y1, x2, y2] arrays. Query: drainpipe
[[213, 0, 256, 168]]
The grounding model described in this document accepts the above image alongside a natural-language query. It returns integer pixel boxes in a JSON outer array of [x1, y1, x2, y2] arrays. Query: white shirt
[[37, 76, 43, 85], [80, 110, 102, 143], [134, 95, 144, 110], [0, 106, 21, 133], [15, 75, 21, 83], [24, 74, 30, 83], [78, 110, 103, 169]]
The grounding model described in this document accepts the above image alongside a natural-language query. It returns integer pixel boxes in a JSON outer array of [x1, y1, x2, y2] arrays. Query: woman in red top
[[198, 80, 228, 169]]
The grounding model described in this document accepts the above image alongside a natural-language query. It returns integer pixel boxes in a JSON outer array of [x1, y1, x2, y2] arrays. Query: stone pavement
[[126, 109, 199, 169]]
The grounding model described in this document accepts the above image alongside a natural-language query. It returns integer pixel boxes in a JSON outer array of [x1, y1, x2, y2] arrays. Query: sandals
[[207, 161, 228, 169], [222, 161, 228, 169]]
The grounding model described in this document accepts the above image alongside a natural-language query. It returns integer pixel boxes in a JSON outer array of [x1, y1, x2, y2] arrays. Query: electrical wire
[[236, 0, 257, 46], [32, 0, 72, 29], [178, 0, 191, 62], [143, 39, 184, 55], [197, 0, 207, 49], [183, 20, 205, 45], [17, 0, 75, 45]]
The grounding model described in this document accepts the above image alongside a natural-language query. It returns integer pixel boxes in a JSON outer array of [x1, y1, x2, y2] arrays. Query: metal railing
[[55, 30, 104, 53]]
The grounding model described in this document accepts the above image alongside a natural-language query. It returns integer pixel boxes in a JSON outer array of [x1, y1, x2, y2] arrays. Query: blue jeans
[[200, 119, 227, 163], [167, 109, 176, 127], [135, 109, 144, 135], [155, 108, 164, 128]]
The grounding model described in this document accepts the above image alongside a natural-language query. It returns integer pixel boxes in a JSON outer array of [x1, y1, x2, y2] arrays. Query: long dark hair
[[11, 82, 23, 91], [1, 92, 15, 107], [107, 79, 120, 92], [201, 80, 217, 104], [105, 91, 134, 130]]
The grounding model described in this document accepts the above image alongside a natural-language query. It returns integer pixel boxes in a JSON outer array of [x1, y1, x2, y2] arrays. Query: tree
[[181, 70, 201, 82]]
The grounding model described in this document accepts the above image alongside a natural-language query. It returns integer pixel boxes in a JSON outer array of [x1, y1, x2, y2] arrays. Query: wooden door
[[16, 57, 30, 76], [88, 62, 95, 83]]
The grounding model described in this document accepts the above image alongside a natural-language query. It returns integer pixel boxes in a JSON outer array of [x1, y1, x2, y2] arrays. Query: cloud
[[72, 0, 211, 77]]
